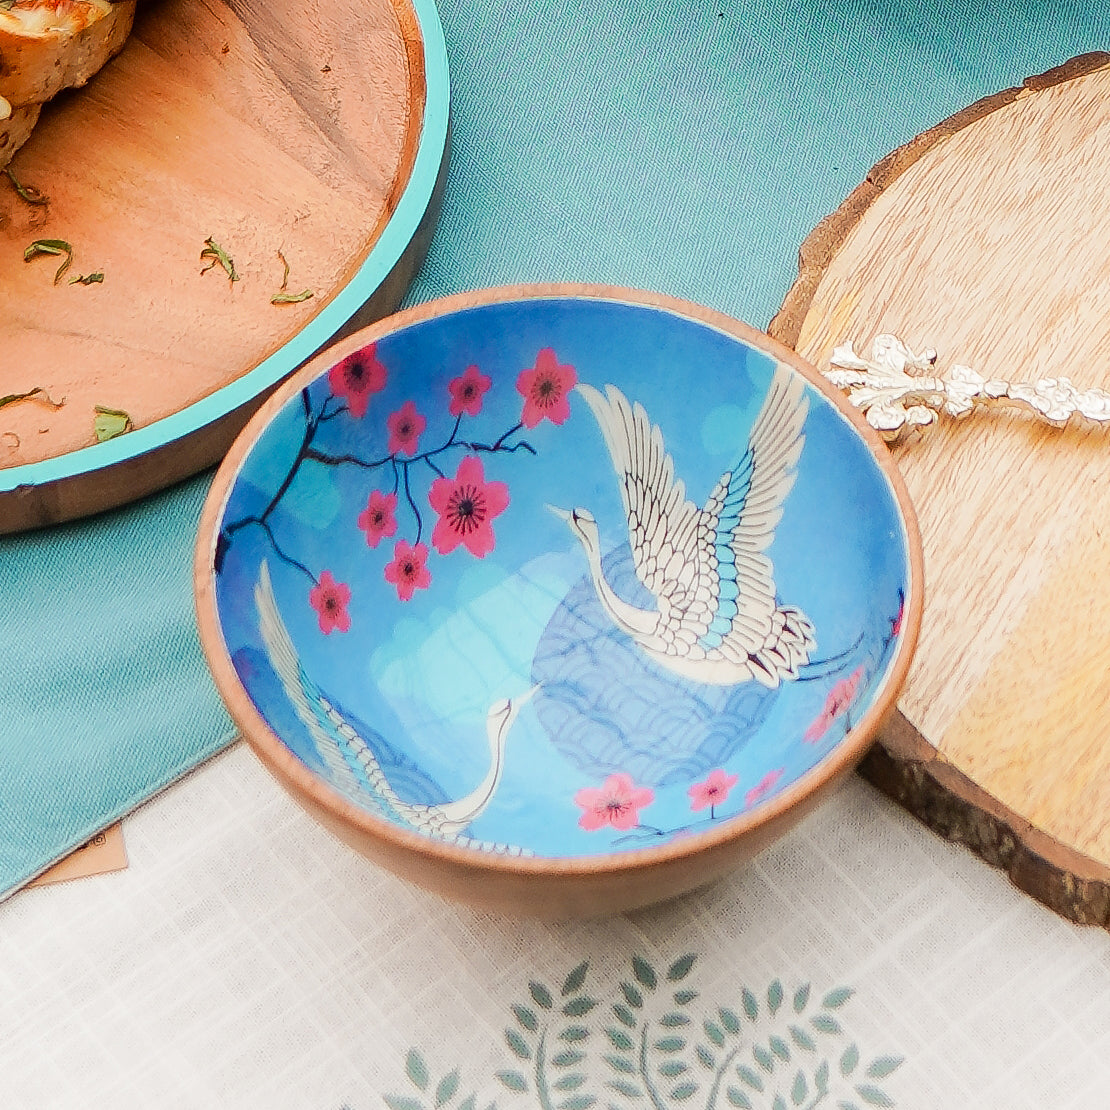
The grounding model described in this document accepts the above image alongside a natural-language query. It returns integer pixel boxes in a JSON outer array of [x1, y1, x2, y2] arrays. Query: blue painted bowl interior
[[212, 297, 911, 859]]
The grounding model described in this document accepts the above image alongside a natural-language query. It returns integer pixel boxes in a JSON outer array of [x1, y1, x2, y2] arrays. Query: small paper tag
[[30, 823, 128, 887]]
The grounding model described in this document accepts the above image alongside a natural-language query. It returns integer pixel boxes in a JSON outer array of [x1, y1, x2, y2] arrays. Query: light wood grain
[[770, 54, 1110, 921], [0, 0, 437, 528]]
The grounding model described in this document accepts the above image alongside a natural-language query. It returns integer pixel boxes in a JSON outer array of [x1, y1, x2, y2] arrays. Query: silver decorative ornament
[[825, 335, 1110, 442]]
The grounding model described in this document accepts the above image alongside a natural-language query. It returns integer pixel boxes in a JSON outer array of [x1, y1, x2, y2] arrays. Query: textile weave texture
[[0, 481, 236, 893], [2, 746, 1108, 1108]]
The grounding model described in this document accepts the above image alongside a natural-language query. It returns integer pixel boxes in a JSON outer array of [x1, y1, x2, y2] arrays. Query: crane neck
[[437, 714, 512, 826], [580, 537, 658, 638]]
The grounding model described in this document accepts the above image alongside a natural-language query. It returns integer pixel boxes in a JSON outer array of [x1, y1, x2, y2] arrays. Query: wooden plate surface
[[770, 53, 1110, 926], [0, 0, 449, 532]]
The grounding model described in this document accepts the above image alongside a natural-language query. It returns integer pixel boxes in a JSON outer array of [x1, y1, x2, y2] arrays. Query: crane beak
[[505, 684, 540, 715], [497, 683, 541, 734], [545, 503, 572, 523]]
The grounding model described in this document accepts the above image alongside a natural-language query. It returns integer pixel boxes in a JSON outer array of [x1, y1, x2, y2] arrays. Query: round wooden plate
[[0, 0, 449, 533], [770, 53, 1110, 927]]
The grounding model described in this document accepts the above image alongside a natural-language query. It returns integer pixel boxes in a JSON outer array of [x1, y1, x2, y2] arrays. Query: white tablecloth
[[3, 745, 1107, 1109]]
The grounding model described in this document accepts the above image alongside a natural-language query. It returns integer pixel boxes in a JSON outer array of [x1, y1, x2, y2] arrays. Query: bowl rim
[[194, 282, 924, 880]]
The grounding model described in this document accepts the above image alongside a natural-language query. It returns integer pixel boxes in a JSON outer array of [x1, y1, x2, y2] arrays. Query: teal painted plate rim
[[195, 284, 925, 880], [0, 0, 450, 499]]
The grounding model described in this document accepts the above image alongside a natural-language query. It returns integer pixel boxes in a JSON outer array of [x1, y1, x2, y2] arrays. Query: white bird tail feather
[[254, 560, 373, 795], [759, 605, 816, 684]]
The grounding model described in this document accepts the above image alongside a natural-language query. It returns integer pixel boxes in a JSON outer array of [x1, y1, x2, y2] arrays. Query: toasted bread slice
[[0, 0, 137, 109], [0, 98, 41, 168]]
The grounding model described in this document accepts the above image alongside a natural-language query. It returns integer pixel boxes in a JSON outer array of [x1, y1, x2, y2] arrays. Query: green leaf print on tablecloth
[[371, 954, 904, 1110]]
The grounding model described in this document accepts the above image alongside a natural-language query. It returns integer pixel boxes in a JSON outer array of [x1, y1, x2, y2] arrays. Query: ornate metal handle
[[825, 335, 1110, 442]]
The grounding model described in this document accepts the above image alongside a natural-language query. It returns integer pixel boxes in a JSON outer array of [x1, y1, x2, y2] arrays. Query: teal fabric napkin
[[2, 0, 1105, 895], [0, 479, 235, 891]]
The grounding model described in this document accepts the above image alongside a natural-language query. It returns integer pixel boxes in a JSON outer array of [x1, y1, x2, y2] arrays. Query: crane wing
[[254, 561, 406, 819], [697, 365, 808, 659], [576, 383, 716, 635]]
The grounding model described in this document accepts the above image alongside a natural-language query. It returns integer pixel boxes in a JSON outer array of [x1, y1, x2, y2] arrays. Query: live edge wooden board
[[0, 0, 449, 533], [770, 53, 1110, 926]]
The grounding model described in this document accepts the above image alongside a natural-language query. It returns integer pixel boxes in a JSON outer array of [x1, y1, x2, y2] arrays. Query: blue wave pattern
[[531, 546, 779, 787]]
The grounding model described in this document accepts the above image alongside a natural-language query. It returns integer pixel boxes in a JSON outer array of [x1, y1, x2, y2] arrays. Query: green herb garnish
[[0, 387, 63, 412], [93, 406, 133, 443], [24, 239, 73, 285], [271, 248, 313, 304], [200, 237, 238, 284], [3, 167, 49, 206], [70, 271, 105, 286]]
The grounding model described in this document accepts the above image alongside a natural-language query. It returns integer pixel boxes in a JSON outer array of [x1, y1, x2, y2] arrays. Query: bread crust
[[0, 99, 41, 168], [0, 0, 137, 108]]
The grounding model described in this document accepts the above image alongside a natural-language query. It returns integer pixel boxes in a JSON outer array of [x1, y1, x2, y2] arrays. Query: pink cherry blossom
[[804, 666, 864, 742], [574, 773, 655, 832], [383, 540, 431, 602], [516, 348, 576, 429], [328, 344, 387, 418], [357, 490, 398, 548], [308, 571, 351, 634], [745, 768, 784, 809], [448, 364, 492, 418], [428, 455, 509, 558], [387, 400, 426, 456], [688, 768, 740, 813]]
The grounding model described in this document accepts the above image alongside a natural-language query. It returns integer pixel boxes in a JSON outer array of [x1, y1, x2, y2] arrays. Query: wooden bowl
[[194, 285, 923, 918]]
